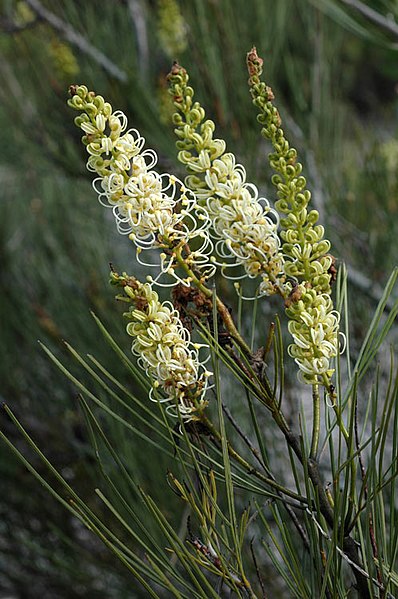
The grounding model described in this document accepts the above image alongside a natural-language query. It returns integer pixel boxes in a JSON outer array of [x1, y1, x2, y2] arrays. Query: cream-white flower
[[193, 153, 285, 296], [286, 287, 340, 384], [68, 85, 215, 287], [113, 274, 211, 420], [167, 65, 286, 297]]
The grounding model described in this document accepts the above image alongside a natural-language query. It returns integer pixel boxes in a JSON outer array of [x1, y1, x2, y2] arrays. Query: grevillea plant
[[2, 49, 398, 599]]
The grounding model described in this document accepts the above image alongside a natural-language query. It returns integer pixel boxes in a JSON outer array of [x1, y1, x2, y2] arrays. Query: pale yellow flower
[[156, 0, 188, 59], [68, 85, 215, 287], [168, 65, 286, 297], [112, 272, 211, 421], [286, 286, 340, 385]]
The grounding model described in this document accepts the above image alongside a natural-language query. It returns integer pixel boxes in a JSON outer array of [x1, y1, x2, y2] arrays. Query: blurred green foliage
[[1, 0, 398, 596]]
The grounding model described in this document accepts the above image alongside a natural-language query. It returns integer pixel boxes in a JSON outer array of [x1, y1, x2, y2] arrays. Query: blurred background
[[1, 0, 398, 596]]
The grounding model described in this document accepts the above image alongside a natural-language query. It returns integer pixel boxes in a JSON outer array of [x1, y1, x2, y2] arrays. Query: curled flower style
[[286, 286, 340, 385], [167, 64, 286, 297], [111, 271, 211, 421], [68, 85, 215, 287]]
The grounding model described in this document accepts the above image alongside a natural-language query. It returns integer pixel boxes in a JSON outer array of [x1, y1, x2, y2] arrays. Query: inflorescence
[[167, 63, 286, 298], [68, 84, 215, 288], [111, 271, 211, 421], [68, 51, 343, 402], [247, 47, 341, 386]]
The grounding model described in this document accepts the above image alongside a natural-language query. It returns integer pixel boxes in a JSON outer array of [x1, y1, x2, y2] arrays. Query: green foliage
[[2, 267, 398, 596]]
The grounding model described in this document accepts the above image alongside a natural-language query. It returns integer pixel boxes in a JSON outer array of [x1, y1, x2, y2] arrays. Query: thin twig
[[341, 0, 398, 39], [201, 414, 307, 505], [212, 407, 312, 550], [222, 401, 310, 547], [250, 539, 267, 599], [354, 396, 383, 588], [25, 0, 128, 82], [222, 403, 267, 473], [310, 384, 321, 460]]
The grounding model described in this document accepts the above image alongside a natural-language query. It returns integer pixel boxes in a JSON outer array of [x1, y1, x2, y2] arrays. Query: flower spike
[[246, 48, 332, 295], [167, 64, 286, 298], [111, 271, 211, 421], [247, 48, 341, 386], [68, 85, 215, 287]]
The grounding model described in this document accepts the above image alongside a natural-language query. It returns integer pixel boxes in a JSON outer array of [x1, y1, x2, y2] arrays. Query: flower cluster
[[247, 48, 340, 385], [167, 63, 286, 297], [68, 63, 341, 390], [68, 85, 214, 287], [111, 271, 211, 420], [286, 287, 340, 385]]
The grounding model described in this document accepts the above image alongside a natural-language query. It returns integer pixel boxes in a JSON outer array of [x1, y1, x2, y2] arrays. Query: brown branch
[[222, 403, 267, 472], [250, 539, 267, 599]]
